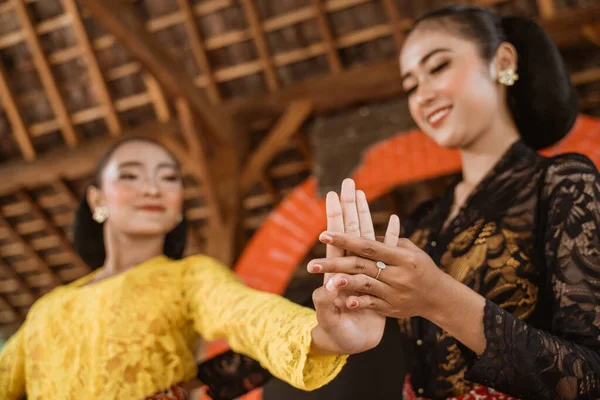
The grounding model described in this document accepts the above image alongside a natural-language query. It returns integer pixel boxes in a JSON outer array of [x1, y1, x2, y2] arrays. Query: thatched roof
[[0, 0, 599, 332]]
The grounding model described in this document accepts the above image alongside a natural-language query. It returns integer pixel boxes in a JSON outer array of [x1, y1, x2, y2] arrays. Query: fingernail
[[309, 264, 322, 273], [320, 233, 333, 244], [350, 300, 358, 308], [325, 279, 336, 292]]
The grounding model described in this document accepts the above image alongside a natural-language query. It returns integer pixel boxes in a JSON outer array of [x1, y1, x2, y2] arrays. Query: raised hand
[[308, 225, 447, 321], [310, 179, 399, 355]]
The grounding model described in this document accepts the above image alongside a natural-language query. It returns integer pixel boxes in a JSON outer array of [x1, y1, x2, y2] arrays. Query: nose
[[142, 178, 160, 197], [414, 80, 437, 107]]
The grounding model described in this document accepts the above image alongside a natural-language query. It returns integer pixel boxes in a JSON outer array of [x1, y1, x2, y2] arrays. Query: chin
[[424, 129, 460, 149], [126, 223, 174, 236]]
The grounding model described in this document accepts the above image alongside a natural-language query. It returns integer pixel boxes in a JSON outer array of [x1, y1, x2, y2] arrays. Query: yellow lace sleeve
[[182, 255, 347, 391], [0, 325, 26, 399]]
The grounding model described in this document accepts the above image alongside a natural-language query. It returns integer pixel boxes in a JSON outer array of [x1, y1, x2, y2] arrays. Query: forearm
[[422, 272, 487, 355]]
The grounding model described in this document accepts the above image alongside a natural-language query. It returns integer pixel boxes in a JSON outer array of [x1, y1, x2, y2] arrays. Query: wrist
[[310, 325, 339, 356], [421, 271, 453, 324]]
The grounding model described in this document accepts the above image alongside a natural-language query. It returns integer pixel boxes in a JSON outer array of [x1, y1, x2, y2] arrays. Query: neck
[[102, 226, 166, 276], [459, 114, 520, 186]]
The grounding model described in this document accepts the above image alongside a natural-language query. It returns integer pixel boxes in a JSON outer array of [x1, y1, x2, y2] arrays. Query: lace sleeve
[[0, 325, 26, 399], [182, 256, 347, 392], [466, 155, 600, 399]]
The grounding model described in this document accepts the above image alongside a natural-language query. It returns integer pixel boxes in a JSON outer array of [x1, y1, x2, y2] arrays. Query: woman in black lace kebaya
[[304, 5, 600, 400]]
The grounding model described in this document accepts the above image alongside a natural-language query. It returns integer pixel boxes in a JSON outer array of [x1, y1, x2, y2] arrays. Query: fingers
[[340, 179, 360, 238], [356, 190, 375, 240], [308, 256, 379, 278], [319, 231, 406, 265], [327, 273, 388, 298], [312, 285, 345, 317], [346, 294, 389, 312], [383, 215, 400, 247], [326, 192, 345, 259]]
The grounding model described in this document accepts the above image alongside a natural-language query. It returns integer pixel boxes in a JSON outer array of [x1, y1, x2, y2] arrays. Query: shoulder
[[543, 152, 600, 196], [180, 255, 239, 281]]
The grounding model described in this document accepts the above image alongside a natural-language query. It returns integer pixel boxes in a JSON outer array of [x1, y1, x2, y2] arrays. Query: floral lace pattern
[[0, 255, 347, 399]]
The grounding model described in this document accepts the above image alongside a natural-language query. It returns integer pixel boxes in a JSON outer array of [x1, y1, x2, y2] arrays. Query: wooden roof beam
[[382, 0, 407, 51], [176, 0, 221, 104], [0, 212, 62, 288], [175, 99, 224, 227], [143, 74, 172, 122], [11, 0, 79, 148], [78, 0, 236, 146], [0, 63, 36, 161], [240, 0, 279, 91], [14, 190, 92, 274], [62, 0, 122, 137], [537, 0, 557, 18], [222, 5, 600, 120], [241, 99, 314, 192], [0, 119, 179, 196], [582, 24, 600, 47], [0, 259, 36, 302], [312, 0, 342, 73]]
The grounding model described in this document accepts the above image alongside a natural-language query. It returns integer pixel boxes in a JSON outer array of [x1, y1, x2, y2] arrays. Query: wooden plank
[[223, 59, 402, 119], [143, 74, 172, 122], [0, 120, 179, 196], [0, 63, 36, 161], [240, 0, 279, 91], [537, 0, 556, 19], [0, 294, 20, 319], [11, 0, 79, 147], [79, 0, 236, 145], [582, 24, 600, 47], [382, 0, 406, 50], [241, 99, 314, 192], [15, 190, 91, 273], [175, 99, 223, 227], [62, 0, 122, 136], [571, 67, 600, 85], [0, 259, 36, 301], [177, 0, 221, 104], [312, 0, 342, 73], [52, 180, 80, 207], [0, 212, 62, 287]]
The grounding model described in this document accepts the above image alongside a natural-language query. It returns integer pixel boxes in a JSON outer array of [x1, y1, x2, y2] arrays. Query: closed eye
[[405, 85, 417, 96], [431, 60, 450, 74], [119, 173, 137, 180]]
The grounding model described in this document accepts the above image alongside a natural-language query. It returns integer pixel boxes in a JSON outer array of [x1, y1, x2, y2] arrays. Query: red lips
[[137, 205, 166, 212]]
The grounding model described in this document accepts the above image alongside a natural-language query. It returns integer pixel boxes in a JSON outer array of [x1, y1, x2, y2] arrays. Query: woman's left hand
[[307, 230, 448, 320]]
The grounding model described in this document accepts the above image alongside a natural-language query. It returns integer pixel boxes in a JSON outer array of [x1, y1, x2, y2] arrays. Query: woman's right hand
[[310, 179, 399, 355]]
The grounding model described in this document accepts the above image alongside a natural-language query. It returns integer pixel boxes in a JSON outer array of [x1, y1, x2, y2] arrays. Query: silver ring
[[375, 261, 387, 280]]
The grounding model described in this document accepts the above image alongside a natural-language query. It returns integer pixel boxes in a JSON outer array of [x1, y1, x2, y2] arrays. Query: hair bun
[[501, 16, 579, 149]]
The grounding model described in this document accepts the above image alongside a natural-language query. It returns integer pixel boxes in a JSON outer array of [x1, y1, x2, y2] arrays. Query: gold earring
[[93, 207, 109, 223], [498, 68, 519, 86]]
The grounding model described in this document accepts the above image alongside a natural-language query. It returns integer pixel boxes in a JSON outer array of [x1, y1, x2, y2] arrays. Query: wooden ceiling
[[0, 0, 599, 332]]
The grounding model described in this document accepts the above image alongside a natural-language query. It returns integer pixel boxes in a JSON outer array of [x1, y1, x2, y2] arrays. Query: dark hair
[[409, 5, 579, 150], [73, 136, 188, 269]]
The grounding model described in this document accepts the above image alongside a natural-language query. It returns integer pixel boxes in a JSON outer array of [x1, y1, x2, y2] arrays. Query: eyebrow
[[118, 161, 178, 170], [401, 48, 452, 83]]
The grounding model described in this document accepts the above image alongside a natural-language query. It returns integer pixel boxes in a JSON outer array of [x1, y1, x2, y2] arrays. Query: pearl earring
[[498, 68, 519, 86], [93, 207, 109, 223]]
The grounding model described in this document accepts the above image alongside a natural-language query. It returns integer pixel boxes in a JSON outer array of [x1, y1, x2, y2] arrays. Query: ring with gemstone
[[375, 261, 387, 280]]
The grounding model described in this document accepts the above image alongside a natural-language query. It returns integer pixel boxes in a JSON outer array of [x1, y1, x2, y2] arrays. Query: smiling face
[[88, 140, 184, 237], [400, 23, 509, 149]]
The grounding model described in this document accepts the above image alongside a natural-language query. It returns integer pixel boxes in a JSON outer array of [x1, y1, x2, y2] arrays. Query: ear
[[492, 41, 518, 78], [86, 186, 103, 211]]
